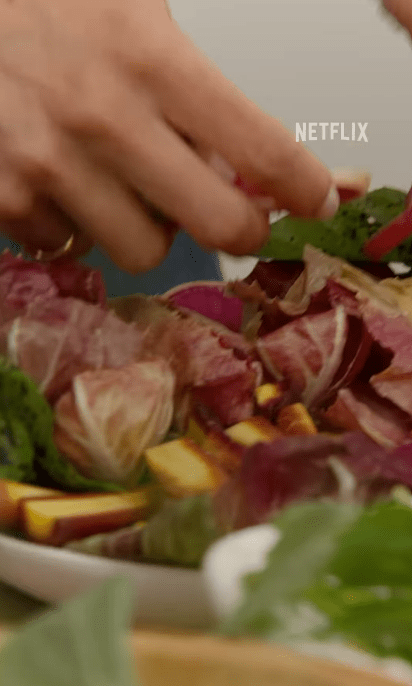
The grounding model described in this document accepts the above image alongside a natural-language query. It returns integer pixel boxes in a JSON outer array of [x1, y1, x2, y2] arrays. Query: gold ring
[[28, 234, 75, 263]]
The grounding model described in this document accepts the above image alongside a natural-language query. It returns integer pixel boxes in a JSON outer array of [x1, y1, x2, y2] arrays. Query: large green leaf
[[258, 188, 409, 263], [0, 577, 137, 686], [141, 494, 220, 567], [220, 498, 412, 665], [219, 500, 360, 638]]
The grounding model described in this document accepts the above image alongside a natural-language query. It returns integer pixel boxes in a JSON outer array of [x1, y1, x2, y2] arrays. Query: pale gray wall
[[170, 0, 412, 189], [168, 0, 412, 277]]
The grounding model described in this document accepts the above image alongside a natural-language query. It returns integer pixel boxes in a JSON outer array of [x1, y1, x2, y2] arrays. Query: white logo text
[[295, 122, 368, 143]]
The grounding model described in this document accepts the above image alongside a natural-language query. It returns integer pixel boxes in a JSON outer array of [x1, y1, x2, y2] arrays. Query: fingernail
[[332, 167, 372, 203], [317, 185, 340, 220]]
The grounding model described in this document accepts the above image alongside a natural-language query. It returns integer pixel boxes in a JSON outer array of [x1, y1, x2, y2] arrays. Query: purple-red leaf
[[164, 281, 244, 332], [256, 307, 348, 407]]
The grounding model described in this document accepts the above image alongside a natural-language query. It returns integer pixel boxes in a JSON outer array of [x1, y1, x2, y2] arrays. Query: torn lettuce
[[220, 497, 412, 665], [259, 188, 409, 263], [140, 494, 221, 567], [219, 500, 360, 638], [0, 358, 122, 492]]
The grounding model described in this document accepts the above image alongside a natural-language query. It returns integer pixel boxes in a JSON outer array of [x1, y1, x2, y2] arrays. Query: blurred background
[[169, 0, 412, 279]]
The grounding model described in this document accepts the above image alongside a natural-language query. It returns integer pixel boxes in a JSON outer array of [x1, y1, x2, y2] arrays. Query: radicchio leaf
[[323, 385, 412, 448], [256, 307, 348, 408], [244, 261, 305, 300], [321, 315, 373, 405], [1, 298, 144, 403], [0, 250, 106, 316], [163, 281, 244, 332], [360, 301, 412, 418], [213, 431, 402, 531], [213, 434, 346, 531], [190, 362, 262, 428], [93, 495, 220, 568], [54, 360, 175, 487]]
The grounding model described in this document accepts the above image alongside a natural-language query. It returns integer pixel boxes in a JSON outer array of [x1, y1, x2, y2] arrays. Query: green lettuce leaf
[[258, 188, 409, 263], [219, 500, 360, 638], [0, 577, 137, 686], [306, 501, 412, 661], [64, 495, 221, 566], [0, 358, 122, 492], [220, 498, 412, 665], [141, 494, 221, 567]]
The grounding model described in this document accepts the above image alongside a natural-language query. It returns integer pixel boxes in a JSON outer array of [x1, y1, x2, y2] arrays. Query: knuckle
[[60, 101, 112, 136], [13, 136, 62, 184], [255, 140, 300, 184], [46, 79, 109, 135], [133, 30, 178, 78], [43, 54, 120, 135]]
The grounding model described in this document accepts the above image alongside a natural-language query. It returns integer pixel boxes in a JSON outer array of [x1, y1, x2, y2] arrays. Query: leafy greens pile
[[259, 188, 411, 263], [220, 494, 412, 667]]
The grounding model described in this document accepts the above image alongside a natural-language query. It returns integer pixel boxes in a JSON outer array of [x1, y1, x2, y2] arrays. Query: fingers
[[38, 140, 173, 273], [382, 0, 412, 32], [0, 0, 338, 271], [0, 160, 33, 217], [196, 148, 277, 212], [86, 116, 270, 255], [142, 30, 338, 221], [0, 157, 93, 259], [6, 198, 73, 251], [0, 66, 180, 270], [7, 198, 94, 259], [0, 67, 173, 272]]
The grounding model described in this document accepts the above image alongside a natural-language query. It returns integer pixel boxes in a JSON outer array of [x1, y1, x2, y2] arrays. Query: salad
[[3, 186, 412, 677]]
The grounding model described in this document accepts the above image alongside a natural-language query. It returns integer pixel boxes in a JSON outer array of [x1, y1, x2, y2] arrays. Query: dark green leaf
[[258, 188, 409, 263]]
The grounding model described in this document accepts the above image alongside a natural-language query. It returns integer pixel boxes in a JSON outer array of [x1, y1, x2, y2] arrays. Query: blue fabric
[[1, 231, 222, 297]]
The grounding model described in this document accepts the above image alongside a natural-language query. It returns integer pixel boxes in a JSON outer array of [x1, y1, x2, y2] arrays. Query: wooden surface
[[0, 621, 403, 685], [131, 631, 402, 686], [0, 581, 402, 686]]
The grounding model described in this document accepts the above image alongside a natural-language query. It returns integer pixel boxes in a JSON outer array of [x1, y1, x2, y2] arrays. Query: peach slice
[[202, 430, 245, 473], [22, 487, 155, 546], [225, 416, 282, 447], [254, 383, 284, 420], [255, 383, 283, 406], [0, 480, 63, 528], [277, 403, 318, 436], [144, 438, 226, 497], [187, 413, 282, 471]]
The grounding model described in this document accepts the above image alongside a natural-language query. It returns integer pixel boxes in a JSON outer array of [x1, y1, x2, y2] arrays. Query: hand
[[0, 0, 338, 272], [382, 0, 412, 31]]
